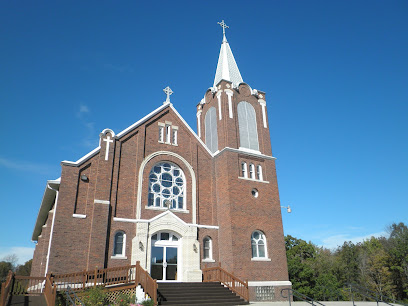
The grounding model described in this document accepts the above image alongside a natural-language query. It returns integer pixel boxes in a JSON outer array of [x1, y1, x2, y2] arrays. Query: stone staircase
[[157, 282, 249, 305]]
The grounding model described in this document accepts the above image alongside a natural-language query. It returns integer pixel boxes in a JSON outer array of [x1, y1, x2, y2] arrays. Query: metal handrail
[[65, 285, 84, 306], [347, 283, 407, 306], [281, 288, 326, 306]]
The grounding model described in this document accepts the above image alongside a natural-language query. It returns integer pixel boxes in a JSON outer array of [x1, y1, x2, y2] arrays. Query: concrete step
[[157, 282, 249, 306], [249, 302, 402, 306]]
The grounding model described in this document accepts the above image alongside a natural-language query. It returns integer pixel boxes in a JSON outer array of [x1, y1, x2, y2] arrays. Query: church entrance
[[150, 232, 179, 281]]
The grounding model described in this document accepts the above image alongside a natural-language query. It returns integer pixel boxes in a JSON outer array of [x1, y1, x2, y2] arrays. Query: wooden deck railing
[[51, 262, 157, 305], [13, 275, 46, 295], [202, 263, 249, 302], [135, 261, 157, 305], [0, 271, 13, 306], [0, 263, 158, 306], [43, 276, 57, 306]]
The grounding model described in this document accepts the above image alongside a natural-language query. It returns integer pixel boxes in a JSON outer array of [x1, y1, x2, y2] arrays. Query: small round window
[[251, 188, 259, 198]]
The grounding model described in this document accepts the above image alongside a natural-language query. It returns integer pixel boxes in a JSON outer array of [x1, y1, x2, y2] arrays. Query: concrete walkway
[[249, 302, 398, 306]]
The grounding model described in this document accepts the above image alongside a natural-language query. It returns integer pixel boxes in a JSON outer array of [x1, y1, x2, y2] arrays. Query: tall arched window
[[148, 162, 186, 209], [113, 231, 125, 257], [241, 162, 248, 178], [237, 102, 259, 151], [205, 107, 218, 153], [257, 165, 263, 181], [203, 236, 213, 260], [251, 230, 267, 259], [249, 164, 255, 179]]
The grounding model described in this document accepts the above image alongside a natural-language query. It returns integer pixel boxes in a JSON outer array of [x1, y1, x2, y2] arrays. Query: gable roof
[[32, 178, 60, 241], [61, 102, 213, 167]]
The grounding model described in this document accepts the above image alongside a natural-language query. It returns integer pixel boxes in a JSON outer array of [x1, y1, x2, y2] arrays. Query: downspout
[[44, 183, 59, 278]]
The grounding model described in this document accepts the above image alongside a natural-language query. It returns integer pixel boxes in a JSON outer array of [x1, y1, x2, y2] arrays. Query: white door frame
[[151, 232, 180, 282]]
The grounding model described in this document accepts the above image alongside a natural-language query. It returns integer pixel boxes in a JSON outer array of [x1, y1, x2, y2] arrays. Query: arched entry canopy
[[132, 211, 202, 282]]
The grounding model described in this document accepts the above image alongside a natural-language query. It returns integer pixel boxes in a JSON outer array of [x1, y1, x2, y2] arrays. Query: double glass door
[[150, 232, 180, 281], [151, 245, 178, 281]]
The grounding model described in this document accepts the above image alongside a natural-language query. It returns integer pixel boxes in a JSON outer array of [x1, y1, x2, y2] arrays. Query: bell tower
[[197, 21, 272, 157], [197, 21, 290, 301]]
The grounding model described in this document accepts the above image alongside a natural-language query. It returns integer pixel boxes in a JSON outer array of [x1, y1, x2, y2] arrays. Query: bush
[[140, 299, 154, 306], [81, 286, 107, 306], [115, 292, 135, 306]]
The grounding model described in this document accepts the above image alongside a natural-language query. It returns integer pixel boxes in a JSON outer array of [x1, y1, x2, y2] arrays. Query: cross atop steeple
[[217, 20, 229, 36], [213, 20, 243, 87], [163, 86, 173, 103]]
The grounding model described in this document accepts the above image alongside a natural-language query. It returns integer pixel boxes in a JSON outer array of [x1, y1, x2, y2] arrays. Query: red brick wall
[[31, 96, 289, 287]]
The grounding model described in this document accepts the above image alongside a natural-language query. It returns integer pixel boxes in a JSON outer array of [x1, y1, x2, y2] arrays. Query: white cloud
[[0, 157, 56, 175], [76, 104, 90, 119], [75, 104, 96, 148], [321, 231, 388, 249], [0, 247, 35, 265], [79, 104, 89, 114]]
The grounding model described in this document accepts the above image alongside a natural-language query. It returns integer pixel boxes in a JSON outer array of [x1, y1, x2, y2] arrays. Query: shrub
[[81, 286, 107, 306], [141, 299, 154, 306], [115, 292, 135, 306]]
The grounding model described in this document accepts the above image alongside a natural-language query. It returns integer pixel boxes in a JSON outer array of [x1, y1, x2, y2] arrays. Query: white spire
[[213, 20, 243, 88]]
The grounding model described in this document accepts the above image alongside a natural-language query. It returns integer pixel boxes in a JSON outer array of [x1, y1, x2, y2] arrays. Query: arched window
[[257, 165, 263, 181], [148, 162, 186, 209], [237, 102, 259, 151], [249, 164, 255, 179], [205, 107, 218, 153], [251, 230, 267, 258], [113, 231, 125, 256], [203, 236, 212, 260], [241, 162, 248, 178]]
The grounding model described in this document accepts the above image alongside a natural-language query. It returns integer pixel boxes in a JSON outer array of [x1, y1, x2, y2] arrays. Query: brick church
[[30, 22, 291, 301]]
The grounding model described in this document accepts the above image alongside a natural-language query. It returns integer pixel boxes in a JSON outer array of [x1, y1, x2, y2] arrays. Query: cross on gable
[[103, 135, 113, 161], [217, 20, 229, 35], [163, 86, 173, 103]]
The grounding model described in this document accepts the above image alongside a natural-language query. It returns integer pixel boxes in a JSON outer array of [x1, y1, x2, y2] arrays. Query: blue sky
[[1, 1, 407, 264]]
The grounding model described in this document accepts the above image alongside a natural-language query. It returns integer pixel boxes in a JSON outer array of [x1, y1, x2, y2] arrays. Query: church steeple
[[213, 20, 243, 88]]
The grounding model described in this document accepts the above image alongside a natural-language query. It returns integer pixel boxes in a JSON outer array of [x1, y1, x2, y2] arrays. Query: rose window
[[148, 162, 185, 209]]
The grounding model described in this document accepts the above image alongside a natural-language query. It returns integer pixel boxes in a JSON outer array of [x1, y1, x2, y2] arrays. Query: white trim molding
[[251, 257, 271, 262], [145, 206, 189, 214], [238, 177, 269, 184], [72, 214, 86, 219], [224, 89, 234, 119], [217, 147, 276, 160], [248, 281, 292, 287], [217, 91, 222, 120], [94, 199, 110, 205], [196, 109, 202, 138], [111, 255, 127, 260], [113, 212, 219, 230], [136, 153, 197, 224], [258, 99, 267, 128]]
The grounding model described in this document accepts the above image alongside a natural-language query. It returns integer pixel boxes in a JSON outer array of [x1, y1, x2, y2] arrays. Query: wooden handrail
[[43, 275, 56, 306], [52, 263, 157, 305], [202, 264, 249, 302], [135, 261, 157, 306], [0, 271, 14, 306], [0, 264, 158, 306]]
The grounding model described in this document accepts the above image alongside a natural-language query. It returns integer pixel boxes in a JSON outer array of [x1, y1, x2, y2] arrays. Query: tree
[[386, 222, 408, 301], [335, 241, 360, 285], [0, 261, 13, 282], [360, 237, 394, 297], [16, 259, 32, 276], [285, 235, 317, 297]]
